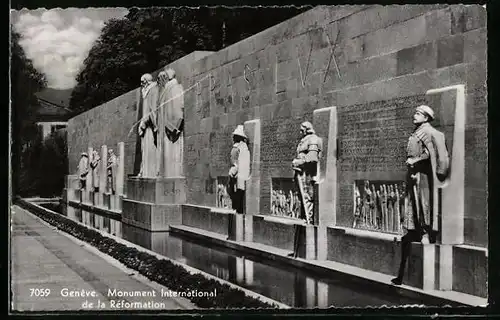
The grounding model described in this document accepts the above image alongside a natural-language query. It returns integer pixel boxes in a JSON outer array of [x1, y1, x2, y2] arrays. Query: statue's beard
[[141, 81, 155, 97]]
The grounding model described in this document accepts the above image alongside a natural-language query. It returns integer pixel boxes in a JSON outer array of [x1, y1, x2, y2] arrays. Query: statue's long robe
[[107, 154, 118, 193], [158, 78, 184, 177], [294, 133, 322, 224], [137, 82, 159, 178], [229, 141, 251, 190], [403, 122, 450, 232], [90, 154, 101, 189]]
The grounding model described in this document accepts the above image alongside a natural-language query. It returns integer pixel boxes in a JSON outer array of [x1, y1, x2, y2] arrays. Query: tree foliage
[[11, 26, 47, 197], [69, 6, 308, 113], [18, 130, 68, 198]]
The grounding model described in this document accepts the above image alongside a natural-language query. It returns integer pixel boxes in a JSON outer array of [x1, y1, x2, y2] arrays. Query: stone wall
[[67, 51, 214, 181], [66, 5, 487, 247]]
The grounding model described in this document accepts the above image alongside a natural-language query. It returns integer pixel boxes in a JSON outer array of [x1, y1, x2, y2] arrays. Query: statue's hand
[[292, 158, 304, 167], [229, 166, 237, 177], [421, 234, 430, 245], [406, 157, 419, 166]]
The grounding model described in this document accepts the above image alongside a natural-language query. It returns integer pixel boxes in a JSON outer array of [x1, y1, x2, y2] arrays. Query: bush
[[16, 199, 278, 309], [17, 129, 68, 198]]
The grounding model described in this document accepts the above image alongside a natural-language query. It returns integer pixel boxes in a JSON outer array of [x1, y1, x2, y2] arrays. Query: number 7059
[[30, 288, 51, 297]]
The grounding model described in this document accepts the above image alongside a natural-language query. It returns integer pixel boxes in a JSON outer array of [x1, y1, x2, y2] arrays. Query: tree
[[70, 8, 216, 113], [11, 26, 47, 197], [70, 6, 308, 114], [37, 130, 68, 197]]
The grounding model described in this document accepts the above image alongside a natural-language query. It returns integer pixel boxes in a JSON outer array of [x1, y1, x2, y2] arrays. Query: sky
[[11, 8, 129, 90]]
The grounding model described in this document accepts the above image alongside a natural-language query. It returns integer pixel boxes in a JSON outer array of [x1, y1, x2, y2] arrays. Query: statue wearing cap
[[292, 121, 323, 225], [392, 104, 450, 286], [228, 125, 251, 214], [78, 152, 89, 190], [137, 73, 159, 178], [157, 68, 184, 177]]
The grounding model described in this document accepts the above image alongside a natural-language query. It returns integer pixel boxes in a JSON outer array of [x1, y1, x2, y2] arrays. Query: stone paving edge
[[13, 200, 290, 310]]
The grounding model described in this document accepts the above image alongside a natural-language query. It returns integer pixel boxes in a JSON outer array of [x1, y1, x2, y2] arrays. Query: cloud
[[13, 8, 128, 89]]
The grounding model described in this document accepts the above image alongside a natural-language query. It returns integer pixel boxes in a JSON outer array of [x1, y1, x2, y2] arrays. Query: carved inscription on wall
[[352, 180, 406, 234], [271, 178, 301, 219], [339, 95, 427, 171], [336, 95, 427, 228]]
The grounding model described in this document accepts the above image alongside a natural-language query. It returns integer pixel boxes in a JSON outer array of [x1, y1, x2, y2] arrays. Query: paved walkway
[[10, 205, 194, 312]]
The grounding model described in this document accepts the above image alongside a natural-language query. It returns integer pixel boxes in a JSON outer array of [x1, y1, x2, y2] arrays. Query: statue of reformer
[[137, 73, 159, 178], [392, 104, 450, 286], [157, 68, 184, 177]]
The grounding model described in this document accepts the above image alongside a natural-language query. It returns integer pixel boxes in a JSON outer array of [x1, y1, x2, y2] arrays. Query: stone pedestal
[[122, 177, 186, 231], [437, 244, 453, 290], [228, 213, 245, 241], [296, 225, 317, 260], [110, 194, 122, 212], [65, 188, 77, 202], [65, 175, 81, 202], [82, 190, 93, 206], [116, 142, 125, 194], [313, 106, 338, 260], [94, 192, 104, 208], [125, 177, 187, 204], [103, 193, 111, 209], [74, 189, 82, 203], [244, 214, 254, 242]]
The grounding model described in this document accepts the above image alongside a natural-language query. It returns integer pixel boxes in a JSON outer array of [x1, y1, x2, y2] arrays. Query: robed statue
[[289, 121, 323, 258], [157, 68, 184, 177], [137, 73, 159, 178], [107, 148, 118, 194], [90, 149, 101, 192], [292, 121, 323, 225]]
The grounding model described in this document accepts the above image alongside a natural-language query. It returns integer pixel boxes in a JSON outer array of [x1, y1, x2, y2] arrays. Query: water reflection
[[66, 206, 122, 238], [60, 204, 429, 307]]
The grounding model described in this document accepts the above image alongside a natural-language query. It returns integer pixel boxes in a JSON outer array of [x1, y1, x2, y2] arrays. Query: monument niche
[[122, 69, 186, 231]]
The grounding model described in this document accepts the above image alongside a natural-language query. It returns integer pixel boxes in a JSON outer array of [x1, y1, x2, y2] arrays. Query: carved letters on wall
[[297, 38, 313, 88], [243, 64, 254, 102], [195, 26, 344, 115], [352, 180, 406, 234], [321, 24, 342, 83]]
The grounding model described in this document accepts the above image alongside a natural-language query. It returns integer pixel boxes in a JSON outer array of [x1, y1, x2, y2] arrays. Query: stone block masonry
[[65, 5, 487, 298], [66, 4, 486, 247]]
